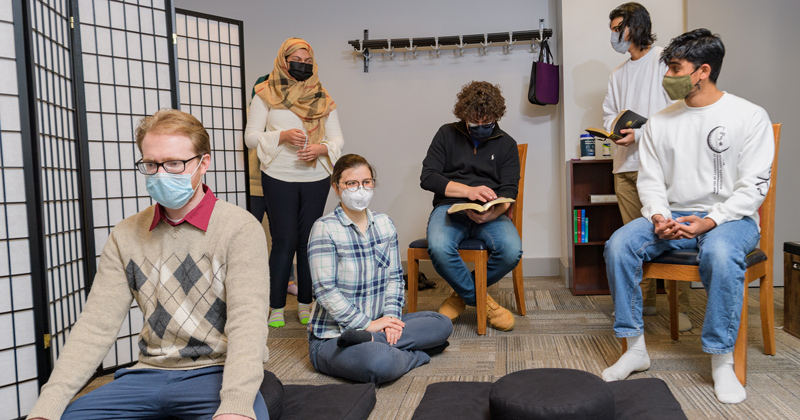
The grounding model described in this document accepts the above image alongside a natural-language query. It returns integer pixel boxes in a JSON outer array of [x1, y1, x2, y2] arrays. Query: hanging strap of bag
[[538, 39, 553, 65]]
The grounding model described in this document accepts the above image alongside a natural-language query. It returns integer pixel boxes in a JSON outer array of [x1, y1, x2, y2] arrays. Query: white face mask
[[341, 187, 373, 211]]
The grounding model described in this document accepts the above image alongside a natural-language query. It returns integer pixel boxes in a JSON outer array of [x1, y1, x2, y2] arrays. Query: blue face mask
[[468, 122, 495, 141], [145, 156, 204, 209]]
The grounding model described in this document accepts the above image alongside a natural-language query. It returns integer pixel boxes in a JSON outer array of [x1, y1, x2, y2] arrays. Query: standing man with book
[[603, 28, 775, 404], [603, 2, 692, 330], [420, 81, 522, 332]]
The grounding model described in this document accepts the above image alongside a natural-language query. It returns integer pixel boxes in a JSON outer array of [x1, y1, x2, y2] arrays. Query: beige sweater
[[28, 199, 270, 420]]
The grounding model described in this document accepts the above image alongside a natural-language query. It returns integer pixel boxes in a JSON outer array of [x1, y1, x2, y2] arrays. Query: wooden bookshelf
[[567, 160, 623, 295]]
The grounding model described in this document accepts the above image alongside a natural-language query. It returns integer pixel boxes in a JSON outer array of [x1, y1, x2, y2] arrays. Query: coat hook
[[539, 19, 545, 42], [480, 33, 490, 56], [429, 36, 441, 58], [455, 35, 465, 57], [383, 38, 394, 60], [503, 31, 515, 54], [405, 37, 417, 58], [356, 39, 365, 53]]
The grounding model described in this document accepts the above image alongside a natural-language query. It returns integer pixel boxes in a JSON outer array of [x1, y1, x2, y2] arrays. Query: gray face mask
[[610, 29, 631, 54]]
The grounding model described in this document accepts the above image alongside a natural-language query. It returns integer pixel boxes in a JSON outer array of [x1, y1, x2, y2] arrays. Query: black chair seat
[[409, 238, 488, 251], [648, 248, 767, 267]]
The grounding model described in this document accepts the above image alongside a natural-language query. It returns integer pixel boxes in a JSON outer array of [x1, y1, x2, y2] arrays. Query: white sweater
[[602, 46, 673, 174], [638, 92, 774, 228], [244, 95, 344, 182]]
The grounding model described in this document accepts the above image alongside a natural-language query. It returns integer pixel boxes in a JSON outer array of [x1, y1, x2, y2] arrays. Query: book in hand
[[447, 198, 515, 215], [585, 110, 648, 141]]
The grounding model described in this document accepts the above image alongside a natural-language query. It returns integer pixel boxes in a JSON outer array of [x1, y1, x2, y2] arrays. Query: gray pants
[[309, 311, 452, 384]]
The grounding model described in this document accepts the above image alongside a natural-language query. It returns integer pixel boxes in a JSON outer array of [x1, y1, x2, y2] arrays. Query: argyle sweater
[[28, 200, 270, 420]]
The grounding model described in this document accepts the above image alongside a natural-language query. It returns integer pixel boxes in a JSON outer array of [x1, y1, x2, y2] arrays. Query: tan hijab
[[254, 38, 336, 147]]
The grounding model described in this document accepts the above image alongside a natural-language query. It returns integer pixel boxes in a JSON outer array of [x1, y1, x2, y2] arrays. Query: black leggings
[[262, 172, 330, 308]]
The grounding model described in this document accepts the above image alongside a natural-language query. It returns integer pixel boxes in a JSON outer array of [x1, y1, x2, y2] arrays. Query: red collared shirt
[[149, 184, 217, 232]]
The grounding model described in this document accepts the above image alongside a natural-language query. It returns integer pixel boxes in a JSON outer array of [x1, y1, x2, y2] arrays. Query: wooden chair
[[627, 123, 781, 386], [407, 144, 527, 335]]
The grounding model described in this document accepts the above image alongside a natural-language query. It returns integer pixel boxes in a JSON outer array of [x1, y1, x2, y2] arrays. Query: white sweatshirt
[[244, 95, 344, 182], [602, 46, 673, 174], [638, 92, 774, 228]]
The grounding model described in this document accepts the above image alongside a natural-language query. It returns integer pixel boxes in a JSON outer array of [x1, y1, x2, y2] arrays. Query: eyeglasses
[[339, 178, 375, 192], [135, 154, 202, 175]]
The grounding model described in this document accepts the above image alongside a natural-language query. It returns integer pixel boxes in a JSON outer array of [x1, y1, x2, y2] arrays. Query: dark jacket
[[420, 121, 520, 208]]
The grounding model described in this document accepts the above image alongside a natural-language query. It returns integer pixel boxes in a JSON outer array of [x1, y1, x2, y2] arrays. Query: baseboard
[[402, 257, 561, 279]]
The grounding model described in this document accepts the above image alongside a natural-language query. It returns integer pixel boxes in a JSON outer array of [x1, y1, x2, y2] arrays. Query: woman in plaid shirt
[[307, 154, 453, 384]]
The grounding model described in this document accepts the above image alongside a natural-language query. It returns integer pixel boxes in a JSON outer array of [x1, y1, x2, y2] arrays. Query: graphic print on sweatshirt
[[706, 126, 730, 195]]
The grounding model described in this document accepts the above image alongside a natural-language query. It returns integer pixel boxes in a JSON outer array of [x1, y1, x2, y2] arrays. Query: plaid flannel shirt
[[308, 205, 405, 339]]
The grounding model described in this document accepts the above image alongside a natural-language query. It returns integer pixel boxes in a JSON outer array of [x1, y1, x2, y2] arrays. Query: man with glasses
[[420, 81, 522, 332], [27, 109, 270, 420]]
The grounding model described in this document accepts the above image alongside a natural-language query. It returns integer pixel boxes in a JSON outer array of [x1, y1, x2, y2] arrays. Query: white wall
[[177, 0, 562, 275], [687, 0, 800, 284], [557, 0, 684, 279]]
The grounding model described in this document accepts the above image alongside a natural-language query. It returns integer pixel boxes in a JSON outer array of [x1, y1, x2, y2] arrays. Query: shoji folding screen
[[175, 9, 247, 207], [1, 1, 38, 417], [2, 1, 247, 417], [78, 0, 176, 371]]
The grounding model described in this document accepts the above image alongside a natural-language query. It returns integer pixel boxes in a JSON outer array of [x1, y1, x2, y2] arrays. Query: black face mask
[[288, 61, 313, 81], [468, 122, 495, 141]]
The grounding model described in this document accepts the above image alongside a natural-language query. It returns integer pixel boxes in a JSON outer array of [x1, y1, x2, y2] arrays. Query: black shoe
[[403, 273, 436, 290], [421, 341, 450, 356], [337, 330, 372, 348]]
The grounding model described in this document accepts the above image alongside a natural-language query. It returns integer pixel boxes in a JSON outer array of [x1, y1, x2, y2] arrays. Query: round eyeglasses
[[339, 178, 375, 192], [135, 154, 202, 175]]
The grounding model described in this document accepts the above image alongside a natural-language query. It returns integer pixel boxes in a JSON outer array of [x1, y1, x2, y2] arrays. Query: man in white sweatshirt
[[602, 29, 774, 405], [603, 2, 692, 330]]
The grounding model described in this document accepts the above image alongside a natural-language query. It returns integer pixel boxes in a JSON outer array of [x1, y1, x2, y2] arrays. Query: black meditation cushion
[[489, 368, 615, 420], [259, 370, 284, 420]]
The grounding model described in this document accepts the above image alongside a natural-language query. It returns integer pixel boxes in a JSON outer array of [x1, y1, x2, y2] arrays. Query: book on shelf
[[447, 197, 515, 214], [589, 194, 618, 203], [574, 210, 578, 243], [585, 110, 647, 140], [582, 211, 588, 243], [573, 209, 589, 243]]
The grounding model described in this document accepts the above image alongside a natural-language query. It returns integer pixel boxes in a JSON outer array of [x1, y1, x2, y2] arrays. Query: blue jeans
[[426, 205, 522, 306], [309, 311, 453, 384], [62, 366, 269, 419], [604, 212, 760, 353]]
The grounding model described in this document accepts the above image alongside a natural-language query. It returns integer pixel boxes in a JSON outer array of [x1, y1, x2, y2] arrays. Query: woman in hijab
[[245, 38, 344, 328]]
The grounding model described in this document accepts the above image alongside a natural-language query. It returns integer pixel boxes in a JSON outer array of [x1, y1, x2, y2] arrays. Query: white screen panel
[[176, 9, 246, 208]]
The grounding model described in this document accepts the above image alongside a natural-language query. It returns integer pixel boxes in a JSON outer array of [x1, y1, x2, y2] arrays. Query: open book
[[447, 198, 515, 214], [585, 110, 648, 140]]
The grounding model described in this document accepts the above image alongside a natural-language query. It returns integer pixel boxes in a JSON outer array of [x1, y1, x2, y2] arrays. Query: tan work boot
[[439, 291, 466, 321], [486, 294, 515, 331]]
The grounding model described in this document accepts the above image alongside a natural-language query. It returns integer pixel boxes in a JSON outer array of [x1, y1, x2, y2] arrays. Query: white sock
[[711, 353, 746, 404], [602, 334, 650, 382], [678, 312, 693, 332]]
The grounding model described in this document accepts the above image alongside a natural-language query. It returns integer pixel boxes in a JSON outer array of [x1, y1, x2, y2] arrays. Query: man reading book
[[603, 2, 692, 330], [420, 81, 521, 332], [603, 29, 775, 405]]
